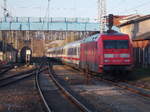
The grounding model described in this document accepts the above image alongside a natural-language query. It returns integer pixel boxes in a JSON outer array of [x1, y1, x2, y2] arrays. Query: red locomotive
[[80, 33, 133, 73], [47, 32, 133, 73]]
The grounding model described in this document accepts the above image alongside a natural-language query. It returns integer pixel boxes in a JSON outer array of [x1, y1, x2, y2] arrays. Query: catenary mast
[[3, 0, 7, 18], [98, 0, 107, 33]]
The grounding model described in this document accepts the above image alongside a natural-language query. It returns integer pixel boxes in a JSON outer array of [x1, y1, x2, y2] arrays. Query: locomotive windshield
[[104, 40, 129, 49]]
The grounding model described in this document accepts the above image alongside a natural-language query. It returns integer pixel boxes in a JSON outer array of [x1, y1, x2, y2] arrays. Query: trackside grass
[[132, 67, 150, 81], [128, 67, 150, 90]]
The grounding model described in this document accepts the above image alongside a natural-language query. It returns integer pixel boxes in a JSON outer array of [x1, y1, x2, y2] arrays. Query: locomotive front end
[[102, 34, 133, 72]]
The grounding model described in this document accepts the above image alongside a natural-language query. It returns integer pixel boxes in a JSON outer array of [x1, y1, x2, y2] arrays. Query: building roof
[[119, 15, 150, 27], [133, 32, 150, 41]]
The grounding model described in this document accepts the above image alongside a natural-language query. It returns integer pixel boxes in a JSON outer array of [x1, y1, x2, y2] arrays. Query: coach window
[[72, 48, 74, 55], [78, 48, 80, 55], [72, 48, 75, 55], [75, 48, 77, 55], [68, 48, 70, 55], [71, 48, 73, 55], [72, 48, 73, 55], [68, 48, 72, 55], [62, 49, 63, 54]]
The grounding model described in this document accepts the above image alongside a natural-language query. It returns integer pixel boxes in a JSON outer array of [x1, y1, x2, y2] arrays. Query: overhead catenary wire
[[107, 0, 150, 15], [119, 0, 150, 14]]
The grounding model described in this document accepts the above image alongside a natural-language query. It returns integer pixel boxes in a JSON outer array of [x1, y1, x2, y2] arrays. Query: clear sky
[[0, 0, 150, 18]]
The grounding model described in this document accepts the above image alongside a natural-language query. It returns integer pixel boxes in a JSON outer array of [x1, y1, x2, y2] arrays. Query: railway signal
[[107, 14, 114, 31]]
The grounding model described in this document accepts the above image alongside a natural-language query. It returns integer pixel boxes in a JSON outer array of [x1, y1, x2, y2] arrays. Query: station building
[[119, 15, 150, 67], [0, 41, 18, 64]]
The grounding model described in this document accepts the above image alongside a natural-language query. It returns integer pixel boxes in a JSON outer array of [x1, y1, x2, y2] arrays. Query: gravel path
[[39, 70, 81, 112], [0, 65, 34, 80], [53, 65, 150, 112], [0, 75, 44, 112]]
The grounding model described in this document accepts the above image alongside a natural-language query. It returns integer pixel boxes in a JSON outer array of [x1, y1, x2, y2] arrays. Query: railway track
[[50, 63, 150, 112], [0, 68, 36, 88], [63, 64, 150, 98], [0, 63, 24, 75], [0, 64, 44, 112], [94, 76, 150, 98], [35, 62, 92, 112], [0, 65, 14, 75]]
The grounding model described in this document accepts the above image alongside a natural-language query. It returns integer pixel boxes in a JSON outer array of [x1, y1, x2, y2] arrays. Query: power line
[[120, 0, 150, 14]]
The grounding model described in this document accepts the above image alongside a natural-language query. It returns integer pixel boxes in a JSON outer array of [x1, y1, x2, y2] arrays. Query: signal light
[[107, 14, 114, 31]]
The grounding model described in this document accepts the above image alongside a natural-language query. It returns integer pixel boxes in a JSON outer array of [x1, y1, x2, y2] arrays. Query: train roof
[[63, 40, 82, 48], [47, 46, 63, 52], [82, 33, 100, 43], [103, 31, 128, 36], [47, 40, 82, 52], [82, 32, 129, 43], [47, 31, 129, 52]]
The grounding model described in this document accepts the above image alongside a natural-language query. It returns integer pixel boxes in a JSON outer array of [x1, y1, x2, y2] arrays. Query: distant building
[[113, 15, 127, 26], [112, 14, 141, 26], [119, 15, 150, 39], [119, 14, 142, 24], [119, 15, 150, 67], [0, 41, 18, 63]]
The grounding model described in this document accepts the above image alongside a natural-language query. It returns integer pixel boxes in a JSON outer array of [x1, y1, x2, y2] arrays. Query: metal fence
[[0, 17, 92, 23], [0, 17, 100, 31], [133, 40, 150, 67], [0, 17, 120, 31]]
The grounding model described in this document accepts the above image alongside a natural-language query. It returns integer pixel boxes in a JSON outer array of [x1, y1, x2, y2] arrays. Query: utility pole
[[3, 0, 8, 18], [47, 0, 50, 30], [2, 0, 7, 62], [43, 0, 51, 56], [98, 0, 107, 33]]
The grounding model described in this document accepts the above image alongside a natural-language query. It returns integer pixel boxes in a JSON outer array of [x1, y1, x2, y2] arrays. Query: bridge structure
[[0, 17, 99, 31], [0, 17, 101, 62], [0, 16, 119, 62]]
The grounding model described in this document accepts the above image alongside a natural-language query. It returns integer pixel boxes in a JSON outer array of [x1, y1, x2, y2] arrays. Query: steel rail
[[0, 70, 36, 87], [47, 62, 92, 112], [0, 63, 24, 75], [96, 77, 150, 98], [64, 64, 150, 99], [35, 65, 52, 112], [0, 66, 13, 75]]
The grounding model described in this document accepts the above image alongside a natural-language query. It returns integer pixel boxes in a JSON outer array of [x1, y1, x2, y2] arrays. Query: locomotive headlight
[[26, 50, 31, 55], [124, 59, 130, 62], [120, 53, 130, 58], [104, 54, 114, 58], [104, 60, 110, 63]]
